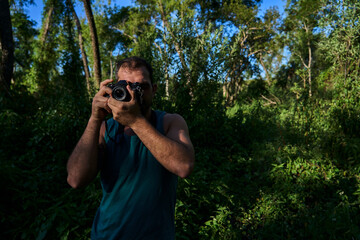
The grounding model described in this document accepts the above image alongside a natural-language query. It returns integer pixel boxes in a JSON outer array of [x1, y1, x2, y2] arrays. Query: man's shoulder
[[163, 112, 185, 122], [161, 112, 188, 135]]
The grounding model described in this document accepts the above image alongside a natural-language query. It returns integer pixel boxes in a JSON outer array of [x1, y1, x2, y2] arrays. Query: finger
[[100, 79, 113, 89], [95, 97, 111, 111], [107, 97, 117, 109], [97, 84, 113, 97], [107, 97, 114, 108], [93, 95, 110, 109], [126, 85, 136, 103], [108, 97, 129, 111], [104, 99, 112, 113]]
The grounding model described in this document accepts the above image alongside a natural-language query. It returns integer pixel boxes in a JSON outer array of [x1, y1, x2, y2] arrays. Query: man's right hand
[[91, 79, 114, 121]]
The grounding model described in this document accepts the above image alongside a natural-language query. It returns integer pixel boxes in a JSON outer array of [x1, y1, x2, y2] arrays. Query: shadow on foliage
[[175, 94, 360, 239]]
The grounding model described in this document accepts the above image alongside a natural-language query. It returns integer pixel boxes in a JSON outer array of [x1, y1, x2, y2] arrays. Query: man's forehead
[[117, 66, 152, 84], [118, 66, 149, 76]]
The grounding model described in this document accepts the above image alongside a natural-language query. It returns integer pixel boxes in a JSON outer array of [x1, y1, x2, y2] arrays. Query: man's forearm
[[67, 117, 103, 188], [130, 117, 194, 178]]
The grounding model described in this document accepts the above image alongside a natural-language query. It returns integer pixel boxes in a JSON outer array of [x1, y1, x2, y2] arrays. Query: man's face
[[117, 66, 157, 115]]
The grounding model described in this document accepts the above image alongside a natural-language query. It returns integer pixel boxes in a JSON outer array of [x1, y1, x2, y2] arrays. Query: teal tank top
[[91, 110, 178, 240]]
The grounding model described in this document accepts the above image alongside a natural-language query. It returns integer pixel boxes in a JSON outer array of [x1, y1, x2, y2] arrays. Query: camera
[[107, 80, 143, 103]]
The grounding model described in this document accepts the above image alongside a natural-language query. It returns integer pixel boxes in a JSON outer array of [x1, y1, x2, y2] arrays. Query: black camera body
[[107, 80, 143, 103]]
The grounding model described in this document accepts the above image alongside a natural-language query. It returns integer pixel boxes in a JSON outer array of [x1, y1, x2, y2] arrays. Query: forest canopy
[[1, 0, 360, 239]]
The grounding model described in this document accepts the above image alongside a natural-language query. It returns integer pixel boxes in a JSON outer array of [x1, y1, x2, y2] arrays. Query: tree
[[103, 0, 277, 107], [220, 1, 280, 104], [317, 0, 360, 137], [81, 0, 102, 87], [40, 5, 54, 45], [68, 0, 91, 91], [58, 0, 87, 98], [283, 0, 323, 97], [27, 0, 62, 94], [11, 6, 38, 83], [93, 5, 131, 81], [0, 0, 14, 95], [318, 0, 360, 83], [256, 6, 282, 84]]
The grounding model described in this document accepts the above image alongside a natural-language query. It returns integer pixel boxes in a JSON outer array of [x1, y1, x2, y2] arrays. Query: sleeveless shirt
[[91, 110, 178, 240]]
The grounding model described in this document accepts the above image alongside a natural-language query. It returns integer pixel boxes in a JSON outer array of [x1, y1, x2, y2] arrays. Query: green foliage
[[173, 98, 360, 239]]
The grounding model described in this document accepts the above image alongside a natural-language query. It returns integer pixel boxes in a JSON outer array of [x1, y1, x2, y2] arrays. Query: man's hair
[[116, 56, 153, 83]]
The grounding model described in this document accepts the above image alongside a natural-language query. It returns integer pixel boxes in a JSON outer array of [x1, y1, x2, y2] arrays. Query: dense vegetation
[[1, 0, 360, 239]]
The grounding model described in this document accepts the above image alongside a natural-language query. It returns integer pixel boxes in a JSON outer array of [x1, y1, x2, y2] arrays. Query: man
[[67, 56, 195, 239]]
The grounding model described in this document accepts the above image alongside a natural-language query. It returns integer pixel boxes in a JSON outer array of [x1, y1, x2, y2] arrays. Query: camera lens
[[112, 87, 127, 101]]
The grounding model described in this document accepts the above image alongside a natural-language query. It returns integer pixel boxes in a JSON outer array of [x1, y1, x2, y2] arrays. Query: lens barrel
[[111, 80, 131, 101]]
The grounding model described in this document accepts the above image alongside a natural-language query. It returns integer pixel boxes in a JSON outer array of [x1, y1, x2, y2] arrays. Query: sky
[[258, 0, 286, 16], [24, 0, 286, 29]]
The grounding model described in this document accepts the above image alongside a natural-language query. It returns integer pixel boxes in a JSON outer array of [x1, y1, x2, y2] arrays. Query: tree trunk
[[301, 23, 312, 97], [109, 51, 113, 80], [154, 23, 170, 98], [41, 6, 54, 46], [68, 0, 91, 91], [162, 22, 169, 99], [81, 0, 102, 87], [258, 53, 272, 84], [307, 39, 312, 97], [0, 0, 14, 95]]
